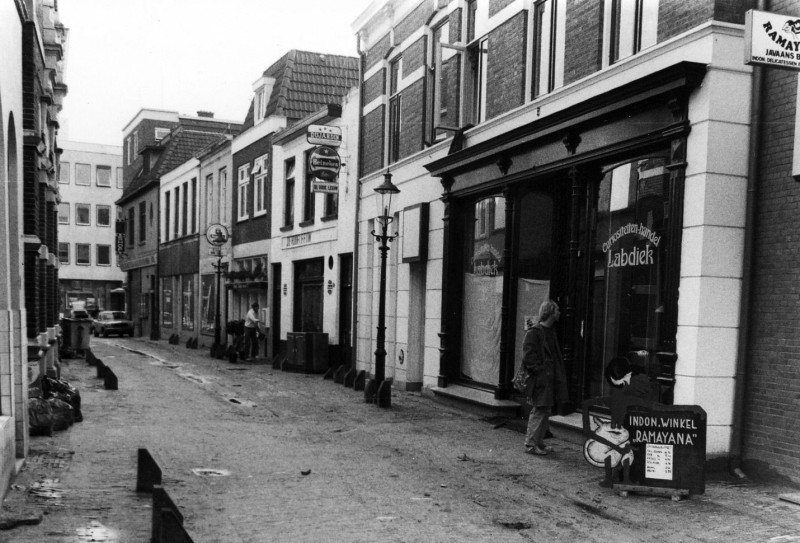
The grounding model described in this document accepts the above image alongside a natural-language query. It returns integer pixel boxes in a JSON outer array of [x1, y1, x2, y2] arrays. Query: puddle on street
[[192, 468, 231, 477], [75, 520, 119, 542]]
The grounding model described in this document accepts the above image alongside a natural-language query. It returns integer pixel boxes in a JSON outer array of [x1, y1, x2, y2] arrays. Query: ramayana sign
[[745, 9, 800, 71]]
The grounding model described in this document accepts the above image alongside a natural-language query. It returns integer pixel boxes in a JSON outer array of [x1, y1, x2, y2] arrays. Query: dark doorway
[[272, 263, 282, 358], [293, 258, 324, 332], [338, 253, 353, 368]]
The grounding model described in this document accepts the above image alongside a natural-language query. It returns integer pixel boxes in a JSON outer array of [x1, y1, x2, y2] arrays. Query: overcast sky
[[58, 0, 373, 147]]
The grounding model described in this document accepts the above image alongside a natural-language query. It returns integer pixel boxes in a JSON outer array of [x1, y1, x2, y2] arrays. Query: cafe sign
[[745, 10, 800, 71], [308, 145, 341, 181], [307, 125, 342, 147]]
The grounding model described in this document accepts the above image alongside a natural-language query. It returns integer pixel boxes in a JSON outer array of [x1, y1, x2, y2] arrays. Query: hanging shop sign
[[745, 10, 800, 71], [582, 397, 707, 497], [115, 220, 126, 255], [206, 223, 229, 246], [307, 125, 342, 147], [309, 145, 341, 181], [602, 223, 661, 269], [312, 180, 339, 194]]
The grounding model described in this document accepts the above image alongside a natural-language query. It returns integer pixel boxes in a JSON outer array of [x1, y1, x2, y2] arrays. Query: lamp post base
[[365, 378, 392, 408]]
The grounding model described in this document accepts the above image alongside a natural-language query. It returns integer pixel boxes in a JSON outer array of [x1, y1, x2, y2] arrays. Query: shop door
[[293, 258, 324, 333], [272, 263, 282, 357]]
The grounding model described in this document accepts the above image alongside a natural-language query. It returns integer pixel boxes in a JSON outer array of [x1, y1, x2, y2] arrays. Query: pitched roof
[[241, 50, 359, 130], [118, 127, 234, 204]]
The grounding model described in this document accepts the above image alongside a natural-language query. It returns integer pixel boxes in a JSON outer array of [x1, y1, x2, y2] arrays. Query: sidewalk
[[2, 337, 800, 542]]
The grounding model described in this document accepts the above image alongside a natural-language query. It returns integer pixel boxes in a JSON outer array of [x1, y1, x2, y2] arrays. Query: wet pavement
[[1, 337, 800, 542]]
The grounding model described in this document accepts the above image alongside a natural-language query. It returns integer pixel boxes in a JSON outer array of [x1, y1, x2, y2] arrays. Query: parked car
[[92, 311, 134, 337]]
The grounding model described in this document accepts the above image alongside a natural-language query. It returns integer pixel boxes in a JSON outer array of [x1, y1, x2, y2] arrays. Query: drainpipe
[[730, 0, 766, 477], [351, 32, 366, 371]]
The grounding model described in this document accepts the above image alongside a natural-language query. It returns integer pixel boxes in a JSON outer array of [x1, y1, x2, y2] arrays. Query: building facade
[[117, 111, 241, 338], [1, 0, 67, 500], [352, 0, 768, 474], [229, 50, 359, 360], [57, 141, 124, 316]]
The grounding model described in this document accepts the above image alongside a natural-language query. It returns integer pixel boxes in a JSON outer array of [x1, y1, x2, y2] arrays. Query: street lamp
[[366, 170, 400, 408], [206, 224, 230, 357]]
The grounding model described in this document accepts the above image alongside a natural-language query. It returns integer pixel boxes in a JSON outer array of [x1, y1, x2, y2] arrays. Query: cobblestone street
[[2, 337, 800, 542]]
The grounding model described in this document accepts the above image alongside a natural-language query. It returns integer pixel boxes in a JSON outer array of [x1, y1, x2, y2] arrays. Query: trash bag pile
[[28, 376, 83, 436]]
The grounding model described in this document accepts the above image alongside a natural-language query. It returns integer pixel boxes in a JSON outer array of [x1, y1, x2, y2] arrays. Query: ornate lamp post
[[366, 170, 400, 408], [206, 224, 229, 356]]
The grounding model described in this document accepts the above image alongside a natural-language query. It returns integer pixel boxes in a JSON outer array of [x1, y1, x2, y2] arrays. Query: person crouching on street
[[522, 299, 569, 456]]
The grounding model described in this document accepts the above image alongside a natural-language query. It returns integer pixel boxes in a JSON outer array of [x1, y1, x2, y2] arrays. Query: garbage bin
[[60, 309, 92, 357]]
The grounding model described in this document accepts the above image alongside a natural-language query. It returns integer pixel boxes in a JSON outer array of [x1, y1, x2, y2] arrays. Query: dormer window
[[252, 75, 276, 124], [155, 127, 170, 141]]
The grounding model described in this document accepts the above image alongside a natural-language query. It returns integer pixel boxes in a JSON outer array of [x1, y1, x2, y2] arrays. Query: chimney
[[197, 111, 214, 118]]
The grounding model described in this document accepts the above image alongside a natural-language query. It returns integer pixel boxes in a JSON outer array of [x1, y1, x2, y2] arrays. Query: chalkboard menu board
[[583, 397, 707, 496]]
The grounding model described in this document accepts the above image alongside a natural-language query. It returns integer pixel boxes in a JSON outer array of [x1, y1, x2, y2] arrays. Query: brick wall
[[404, 36, 427, 74], [361, 106, 385, 177], [364, 70, 385, 105], [658, 0, 714, 42], [490, 0, 515, 17], [395, 0, 434, 45], [564, 0, 603, 86], [744, 1, 800, 481], [486, 11, 527, 120], [365, 34, 392, 72], [713, 0, 747, 24], [399, 79, 426, 160]]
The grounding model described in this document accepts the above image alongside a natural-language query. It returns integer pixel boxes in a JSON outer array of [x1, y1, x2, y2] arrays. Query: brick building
[[117, 111, 240, 338], [0, 0, 67, 499], [351, 0, 800, 480]]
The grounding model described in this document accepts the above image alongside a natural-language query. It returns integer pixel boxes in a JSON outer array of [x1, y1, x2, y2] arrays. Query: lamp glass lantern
[[374, 170, 400, 228]]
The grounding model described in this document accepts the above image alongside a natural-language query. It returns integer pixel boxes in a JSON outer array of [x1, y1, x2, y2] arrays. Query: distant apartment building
[[57, 141, 125, 316]]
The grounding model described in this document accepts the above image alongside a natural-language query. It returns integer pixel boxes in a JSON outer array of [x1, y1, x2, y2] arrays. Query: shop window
[[284, 158, 295, 227], [75, 163, 91, 186], [388, 57, 403, 164], [200, 274, 216, 336], [604, 0, 658, 66], [96, 165, 111, 187], [58, 202, 70, 224], [76, 203, 91, 225], [461, 194, 505, 385], [431, 19, 461, 142], [589, 155, 670, 398], [182, 274, 195, 330], [97, 205, 111, 227], [162, 278, 174, 328], [533, 0, 566, 98], [59, 161, 70, 184]]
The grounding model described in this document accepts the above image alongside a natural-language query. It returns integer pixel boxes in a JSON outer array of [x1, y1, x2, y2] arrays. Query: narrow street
[[3, 338, 800, 542]]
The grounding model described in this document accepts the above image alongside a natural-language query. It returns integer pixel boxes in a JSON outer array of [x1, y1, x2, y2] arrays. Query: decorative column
[[437, 175, 455, 388]]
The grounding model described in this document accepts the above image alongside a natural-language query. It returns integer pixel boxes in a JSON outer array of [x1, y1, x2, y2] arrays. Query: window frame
[[116, 167, 124, 189], [76, 243, 91, 266], [283, 158, 295, 228], [58, 242, 69, 264], [96, 165, 112, 187], [96, 205, 111, 227], [127, 207, 135, 246], [139, 201, 147, 242], [58, 202, 70, 224], [76, 203, 91, 226], [59, 161, 70, 184], [75, 163, 91, 186], [604, 0, 658, 66], [97, 244, 112, 266], [237, 164, 250, 221], [302, 150, 316, 224]]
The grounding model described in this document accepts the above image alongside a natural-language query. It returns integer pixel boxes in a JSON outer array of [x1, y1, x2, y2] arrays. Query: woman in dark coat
[[522, 299, 569, 455]]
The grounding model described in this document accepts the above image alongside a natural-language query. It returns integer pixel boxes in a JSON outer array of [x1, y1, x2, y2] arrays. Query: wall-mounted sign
[[282, 232, 312, 249], [312, 180, 338, 194], [307, 125, 342, 147], [206, 224, 229, 246], [745, 10, 800, 71], [308, 146, 341, 181]]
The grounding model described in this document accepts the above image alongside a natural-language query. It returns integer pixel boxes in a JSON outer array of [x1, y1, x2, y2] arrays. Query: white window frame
[[76, 243, 91, 266], [75, 163, 91, 186], [58, 242, 69, 265], [254, 88, 267, 123], [96, 165, 112, 187], [602, 0, 658, 67], [116, 167, 124, 189], [237, 164, 250, 221], [58, 202, 70, 224], [59, 161, 70, 184], [219, 167, 228, 225], [532, 0, 566, 98], [76, 203, 91, 226], [205, 173, 215, 227], [253, 154, 269, 216], [97, 245, 112, 266]]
